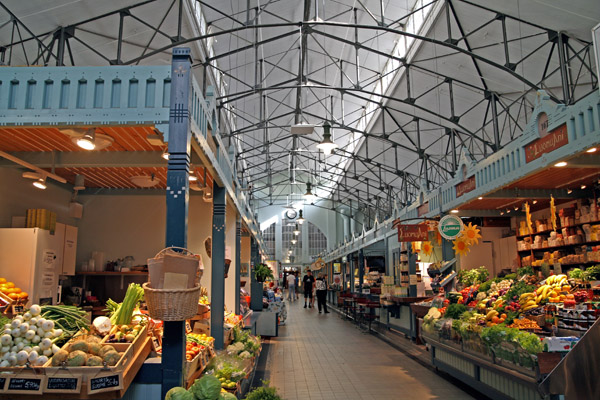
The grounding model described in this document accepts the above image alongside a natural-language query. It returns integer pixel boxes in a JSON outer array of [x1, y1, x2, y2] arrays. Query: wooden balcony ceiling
[[458, 152, 600, 212], [0, 126, 213, 189]]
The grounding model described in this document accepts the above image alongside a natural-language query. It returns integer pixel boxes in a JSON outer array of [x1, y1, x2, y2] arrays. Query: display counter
[[382, 296, 431, 341]]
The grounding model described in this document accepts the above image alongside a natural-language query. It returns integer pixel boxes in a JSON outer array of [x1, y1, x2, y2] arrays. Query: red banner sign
[[525, 123, 568, 163], [396, 224, 428, 242], [417, 202, 429, 217], [456, 176, 476, 198]]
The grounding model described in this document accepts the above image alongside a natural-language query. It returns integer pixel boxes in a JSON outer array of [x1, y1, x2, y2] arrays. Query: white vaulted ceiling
[[1, 0, 598, 221]]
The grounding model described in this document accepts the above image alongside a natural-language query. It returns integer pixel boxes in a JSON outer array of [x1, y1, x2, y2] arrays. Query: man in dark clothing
[[303, 269, 315, 308], [315, 272, 329, 314]]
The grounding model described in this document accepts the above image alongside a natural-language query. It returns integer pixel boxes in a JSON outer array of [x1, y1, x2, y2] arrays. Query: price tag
[[6, 375, 46, 395], [409, 275, 418, 285], [87, 371, 122, 395], [45, 374, 82, 393], [185, 321, 192, 333], [11, 304, 24, 315], [0, 377, 6, 391]]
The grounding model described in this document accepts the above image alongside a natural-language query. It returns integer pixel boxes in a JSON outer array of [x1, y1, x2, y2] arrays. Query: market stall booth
[[0, 50, 267, 399]]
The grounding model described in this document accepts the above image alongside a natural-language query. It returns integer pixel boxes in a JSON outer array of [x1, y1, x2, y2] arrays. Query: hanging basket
[[143, 282, 201, 321]]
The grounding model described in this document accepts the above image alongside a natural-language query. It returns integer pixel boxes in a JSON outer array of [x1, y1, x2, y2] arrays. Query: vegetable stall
[[418, 266, 600, 400], [0, 283, 263, 399]]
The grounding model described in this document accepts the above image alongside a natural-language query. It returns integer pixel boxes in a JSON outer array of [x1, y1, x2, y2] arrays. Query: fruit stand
[[418, 267, 600, 400]]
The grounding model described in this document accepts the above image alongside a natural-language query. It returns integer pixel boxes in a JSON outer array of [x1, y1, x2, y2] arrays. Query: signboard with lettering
[[525, 123, 568, 163], [455, 176, 476, 198], [395, 224, 428, 242], [45, 374, 82, 394], [0, 377, 6, 391], [438, 215, 464, 240], [6, 375, 45, 395], [417, 202, 429, 217], [87, 371, 123, 395]]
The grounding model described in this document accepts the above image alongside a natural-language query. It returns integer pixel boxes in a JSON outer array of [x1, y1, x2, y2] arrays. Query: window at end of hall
[[261, 222, 276, 259], [308, 222, 327, 256]]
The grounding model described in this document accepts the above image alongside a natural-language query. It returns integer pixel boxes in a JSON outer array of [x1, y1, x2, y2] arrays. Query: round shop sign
[[438, 214, 464, 240]]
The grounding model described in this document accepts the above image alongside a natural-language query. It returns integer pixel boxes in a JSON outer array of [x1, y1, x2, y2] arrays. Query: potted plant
[[254, 263, 273, 283]]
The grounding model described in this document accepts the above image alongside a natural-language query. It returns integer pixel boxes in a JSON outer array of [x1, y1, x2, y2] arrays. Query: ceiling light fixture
[[291, 239, 297, 245], [478, 197, 483, 200], [450, 209, 459, 214], [189, 173, 198, 182], [581, 184, 586, 189], [567, 188, 573, 194], [161, 149, 170, 160], [554, 161, 567, 167], [304, 182, 314, 203], [130, 174, 159, 188], [586, 147, 597, 153], [316, 122, 338, 155], [73, 174, 85, 191], [500, 211, 504, 215], [33, 176, 47, 190], [532, 200, 538, 205], [297, 210, 304, 225], [76, 129, 96, 150], [506, 209, 511, 213], [293, 223, 300, 236]]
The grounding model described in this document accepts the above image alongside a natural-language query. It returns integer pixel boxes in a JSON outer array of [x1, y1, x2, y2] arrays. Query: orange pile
[[0, 278, 28, 301]]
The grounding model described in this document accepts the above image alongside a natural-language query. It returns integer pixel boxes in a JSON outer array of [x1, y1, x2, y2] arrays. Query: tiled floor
[[265, 299, 475, 400]]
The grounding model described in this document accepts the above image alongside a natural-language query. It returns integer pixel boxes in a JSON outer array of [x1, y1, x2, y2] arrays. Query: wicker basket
[[143, 282, 201, 321]]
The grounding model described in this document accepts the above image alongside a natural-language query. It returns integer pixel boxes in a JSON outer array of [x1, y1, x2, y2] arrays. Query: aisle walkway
[[265, 299, 475, 400]]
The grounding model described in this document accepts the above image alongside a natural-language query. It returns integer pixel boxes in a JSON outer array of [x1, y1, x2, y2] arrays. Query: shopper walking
[[315, 272, 329, 314], [286, 273, 296, 302], [294, 271, 299, 300], [303, 269, 315, 308]]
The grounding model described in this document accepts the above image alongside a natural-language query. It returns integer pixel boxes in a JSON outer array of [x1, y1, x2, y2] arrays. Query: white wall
[[224, 202, 237, 312]]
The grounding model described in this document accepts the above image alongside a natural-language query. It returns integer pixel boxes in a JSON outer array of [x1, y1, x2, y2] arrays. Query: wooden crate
[[101, 324, 148, 356]]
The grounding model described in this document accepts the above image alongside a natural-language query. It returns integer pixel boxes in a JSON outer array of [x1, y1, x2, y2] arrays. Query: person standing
[[303, 270, 315, 308], [315, 272, 329, 314], [286, 273, 296, 302], [294, 271, 299, 300]]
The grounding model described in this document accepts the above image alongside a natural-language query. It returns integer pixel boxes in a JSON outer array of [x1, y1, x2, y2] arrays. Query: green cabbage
[[220, 393, 237, 400], [190, 375, 222, 400], [165, 387, 194, 400]]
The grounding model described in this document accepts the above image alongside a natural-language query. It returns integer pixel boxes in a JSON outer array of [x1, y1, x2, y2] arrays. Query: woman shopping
[[315, 272, 329, 314]]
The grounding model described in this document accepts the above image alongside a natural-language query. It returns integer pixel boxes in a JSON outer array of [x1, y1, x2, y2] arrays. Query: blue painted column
[[235, 218, 241, 314], [349, 253, 355, 293], [358, 249, 365, 293], [162, 47, 192, 398], [210, 184, 227, 350], [408, 244, 418, 297], [249, 238, 263, 311]]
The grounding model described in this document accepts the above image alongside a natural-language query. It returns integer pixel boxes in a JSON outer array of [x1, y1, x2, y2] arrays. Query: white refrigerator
[[0, 225, 77, 305]]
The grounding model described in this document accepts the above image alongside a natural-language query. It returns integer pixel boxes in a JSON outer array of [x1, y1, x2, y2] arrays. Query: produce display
[[106, 323, 146, 343], [422, 268, 600, 371], [106, 283, 145, 325], [0, 304, 65, 367], [52, 336, 123, 367], [0, 278, 28, 302]]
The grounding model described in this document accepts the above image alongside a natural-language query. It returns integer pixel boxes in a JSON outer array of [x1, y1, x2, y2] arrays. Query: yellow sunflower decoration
[[411, 242, 420, 254], [453, 237, 470, 256], [421, 241, 433, 256], [525, 202, 533, 235], [462, 222, 482, 245]]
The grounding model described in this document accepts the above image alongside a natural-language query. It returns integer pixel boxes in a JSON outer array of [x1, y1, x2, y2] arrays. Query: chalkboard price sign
[[45, 374, 82, 393], [0, 377, 6, 391], [87, 372, 123, 394], [6, 375, 46, 394]]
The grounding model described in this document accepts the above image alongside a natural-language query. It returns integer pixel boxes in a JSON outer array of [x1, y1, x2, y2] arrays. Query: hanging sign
[[87, 371, 123, 395], [395, 224, 428, 242], [525, 123, 568, 163], [438, 215, 464, 240], [45, 374, 82, 394], [5, 375, 45, 395], [455, 176, 476, 198]]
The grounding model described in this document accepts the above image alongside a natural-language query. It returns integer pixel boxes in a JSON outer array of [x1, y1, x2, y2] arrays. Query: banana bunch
[[492, 298, 504, 310], [546, 274, 568, 288], [519, 292, 538, 311], [486, 309, 499, 320]]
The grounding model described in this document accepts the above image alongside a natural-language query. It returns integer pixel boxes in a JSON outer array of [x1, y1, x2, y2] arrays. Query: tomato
[[191, 346, 199, 353]]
